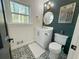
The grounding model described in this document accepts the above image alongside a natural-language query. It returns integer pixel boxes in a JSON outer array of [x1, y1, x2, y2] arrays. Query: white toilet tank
[[54, 33, 68, 45], [36, 26, 53, 49]]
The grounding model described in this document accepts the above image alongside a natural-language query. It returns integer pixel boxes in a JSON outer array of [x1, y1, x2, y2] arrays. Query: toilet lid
[[49, 42, 62, 51]]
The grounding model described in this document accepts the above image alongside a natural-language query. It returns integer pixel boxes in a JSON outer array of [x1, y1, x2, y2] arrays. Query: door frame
[[1, 0, 9, 36], [0, 0, 12, 59], [67, 14, 79, 59]]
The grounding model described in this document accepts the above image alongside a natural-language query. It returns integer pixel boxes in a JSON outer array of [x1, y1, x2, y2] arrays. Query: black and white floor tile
[[11, 44, 67, 59], [11, 44, 48, 59]]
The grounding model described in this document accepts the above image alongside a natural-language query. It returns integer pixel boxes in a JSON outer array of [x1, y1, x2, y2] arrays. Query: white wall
[[3, 0, 48, 49]]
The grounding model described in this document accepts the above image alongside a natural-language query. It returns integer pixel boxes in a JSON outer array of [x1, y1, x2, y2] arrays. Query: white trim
[[10, 1, 32, 24]]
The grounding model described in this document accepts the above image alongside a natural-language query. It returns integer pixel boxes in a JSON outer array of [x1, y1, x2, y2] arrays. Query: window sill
[[7, 22, 33, 25]]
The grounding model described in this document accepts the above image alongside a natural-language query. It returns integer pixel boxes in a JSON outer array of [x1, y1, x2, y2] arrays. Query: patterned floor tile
[[11, 44, 67, 59]]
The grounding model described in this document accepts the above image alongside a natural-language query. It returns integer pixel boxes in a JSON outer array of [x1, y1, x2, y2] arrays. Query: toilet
[[49, 33, 68, 59]]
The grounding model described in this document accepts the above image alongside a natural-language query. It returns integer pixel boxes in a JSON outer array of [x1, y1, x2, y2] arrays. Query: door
[[0, 0, 10, 59], [67, 14, 79, 59]]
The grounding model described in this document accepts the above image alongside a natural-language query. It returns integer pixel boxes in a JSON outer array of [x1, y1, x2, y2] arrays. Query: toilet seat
[[49, 42, 62, 54]]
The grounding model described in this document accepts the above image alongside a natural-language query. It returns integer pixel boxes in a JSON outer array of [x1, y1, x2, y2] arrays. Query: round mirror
[[44, 12, 54, 25]]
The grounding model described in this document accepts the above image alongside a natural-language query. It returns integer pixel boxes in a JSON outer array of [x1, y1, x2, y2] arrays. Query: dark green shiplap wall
[[43, 0, 79, 54]]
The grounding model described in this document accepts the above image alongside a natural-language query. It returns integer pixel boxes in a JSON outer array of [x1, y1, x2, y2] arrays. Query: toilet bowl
[[49, 33, 68, 59], [49, 42, 61, 54], [49, 42, 62, 59]]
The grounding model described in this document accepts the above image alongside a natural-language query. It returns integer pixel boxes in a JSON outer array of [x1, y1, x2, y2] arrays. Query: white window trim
[[9, 1, 32, 25]]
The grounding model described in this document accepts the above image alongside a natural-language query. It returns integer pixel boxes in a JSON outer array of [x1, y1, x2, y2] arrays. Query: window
[[10, 1, 30, 24]]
